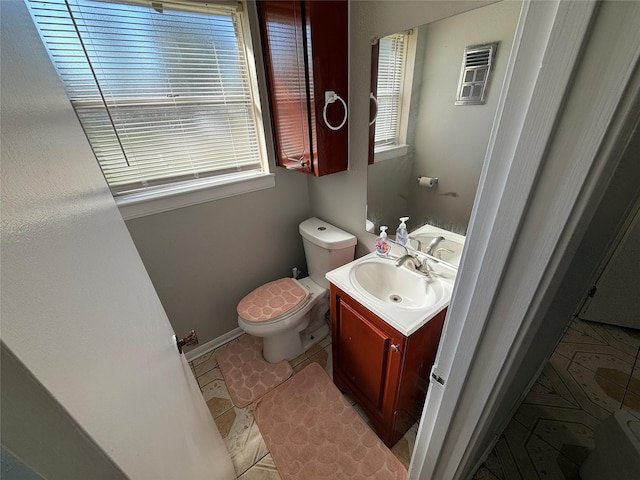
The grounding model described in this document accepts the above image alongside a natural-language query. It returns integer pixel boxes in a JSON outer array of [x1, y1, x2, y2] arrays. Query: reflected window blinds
[[375, 32, 407, 149]]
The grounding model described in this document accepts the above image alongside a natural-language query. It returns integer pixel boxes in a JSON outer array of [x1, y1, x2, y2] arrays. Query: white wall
[[0, 1, 234, 477]]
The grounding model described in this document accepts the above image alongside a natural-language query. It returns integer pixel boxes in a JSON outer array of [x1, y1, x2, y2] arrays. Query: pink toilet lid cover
[[237, 278, 308, 322]]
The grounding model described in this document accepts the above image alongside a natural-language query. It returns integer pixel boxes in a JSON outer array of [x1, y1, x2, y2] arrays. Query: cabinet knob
[[391, 344, 400, 353]]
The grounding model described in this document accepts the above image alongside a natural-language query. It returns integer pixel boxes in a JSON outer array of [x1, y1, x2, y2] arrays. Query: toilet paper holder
[[417, 176, 439, 188]]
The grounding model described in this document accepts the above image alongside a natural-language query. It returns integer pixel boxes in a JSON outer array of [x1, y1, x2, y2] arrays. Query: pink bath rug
[[216, 334, 293, 408], [254, 362, 406, 480]]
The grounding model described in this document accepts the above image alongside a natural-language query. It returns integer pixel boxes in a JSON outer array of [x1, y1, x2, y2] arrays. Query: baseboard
[[184, 327, 244, 362]]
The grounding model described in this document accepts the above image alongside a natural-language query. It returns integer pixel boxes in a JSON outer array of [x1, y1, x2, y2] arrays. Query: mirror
[[366, 1, 521, 247]]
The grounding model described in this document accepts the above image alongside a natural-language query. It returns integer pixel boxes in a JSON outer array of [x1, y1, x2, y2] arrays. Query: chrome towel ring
[[323, 90, 347, 131]]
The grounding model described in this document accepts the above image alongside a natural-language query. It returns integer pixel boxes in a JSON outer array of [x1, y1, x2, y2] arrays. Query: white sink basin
[[326, 252, 456, 336], [350, 258, 447, 310]]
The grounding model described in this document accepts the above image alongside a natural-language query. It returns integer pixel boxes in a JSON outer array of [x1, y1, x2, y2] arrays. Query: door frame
[[410, 1, 640, 478], [578, 196, 640, 325]]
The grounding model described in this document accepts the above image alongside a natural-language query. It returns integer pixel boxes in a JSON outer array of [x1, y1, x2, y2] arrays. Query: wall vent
[[455, 43, 498, 106]]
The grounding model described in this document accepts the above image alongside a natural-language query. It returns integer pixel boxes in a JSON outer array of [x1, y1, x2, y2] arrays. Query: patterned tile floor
[[474, 318, 640, 480], [189, 330, 417, 479], [189, 317, 640, 479]]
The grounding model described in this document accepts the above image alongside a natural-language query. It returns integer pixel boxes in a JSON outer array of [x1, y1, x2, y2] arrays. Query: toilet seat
[[237, 277, 310, 325]]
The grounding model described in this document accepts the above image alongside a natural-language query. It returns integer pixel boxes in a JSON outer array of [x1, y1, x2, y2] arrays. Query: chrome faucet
[[386, 237, 410, 256], [385, 238, 433, 276], [395, 253, 433, 277], [408, 236, 422, 251], [425, 236, 445, 255], [391, 250, 433, 278], [395, 254, 422, 270]]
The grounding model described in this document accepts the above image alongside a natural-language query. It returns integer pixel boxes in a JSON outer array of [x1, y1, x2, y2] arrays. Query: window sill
[[116, 172, 275, 220], [374, 144, 409, 163]]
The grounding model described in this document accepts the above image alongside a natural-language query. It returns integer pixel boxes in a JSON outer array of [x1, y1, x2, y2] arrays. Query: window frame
[[28, 0, 274, 219], [119, 0, 275, 219], [373, 29, 417, 163]]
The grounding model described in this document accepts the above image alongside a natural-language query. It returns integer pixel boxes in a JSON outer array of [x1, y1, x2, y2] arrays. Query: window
[[373, 30, 415, 163], [27, 0, 270, 215]]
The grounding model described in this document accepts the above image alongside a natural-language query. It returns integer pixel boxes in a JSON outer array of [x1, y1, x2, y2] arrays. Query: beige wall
[[366, 1, 520, 236], [125, 172, 310, 346], [124, 2, 311, 347], [408, 2, 521, 232]]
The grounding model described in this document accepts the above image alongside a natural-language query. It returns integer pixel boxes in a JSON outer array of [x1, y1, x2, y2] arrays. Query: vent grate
[[465, 50, 492, 67], [455, 43, 498, 105]]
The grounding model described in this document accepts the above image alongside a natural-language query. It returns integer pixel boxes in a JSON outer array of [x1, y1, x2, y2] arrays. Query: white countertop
[[326, 252, 457, 336]]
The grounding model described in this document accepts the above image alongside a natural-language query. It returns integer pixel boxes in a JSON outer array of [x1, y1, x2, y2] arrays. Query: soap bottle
[[396, 217, 409, 245], [375, 226, 391, 257]]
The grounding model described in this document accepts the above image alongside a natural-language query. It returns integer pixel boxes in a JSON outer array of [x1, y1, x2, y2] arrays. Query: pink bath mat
[[254, 363, 406, 480], [215, 334, 293, 408]]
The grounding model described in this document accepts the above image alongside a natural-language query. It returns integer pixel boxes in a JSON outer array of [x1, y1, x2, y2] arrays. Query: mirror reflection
[[366, 1, 521, 257]]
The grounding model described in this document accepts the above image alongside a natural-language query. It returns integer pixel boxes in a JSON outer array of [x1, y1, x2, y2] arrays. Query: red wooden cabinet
[[257, 0, 348, 176], [330, 283, 446, 447]]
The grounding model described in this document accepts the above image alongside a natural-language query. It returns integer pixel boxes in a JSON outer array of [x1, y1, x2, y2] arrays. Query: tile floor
[[189, 317, 640, 480], [188, 330, 417, 479], [474, 318, 640, 480]]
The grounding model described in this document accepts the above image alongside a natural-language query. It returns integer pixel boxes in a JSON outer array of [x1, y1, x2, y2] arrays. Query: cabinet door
[[258, 1, 314, 173], [258, 0, 347, 176], [306, 0, 348, 176], [337, 300, 391, 409]]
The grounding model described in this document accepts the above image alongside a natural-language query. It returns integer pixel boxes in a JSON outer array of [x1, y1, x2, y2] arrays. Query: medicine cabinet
[[257, 0, 348, 176]]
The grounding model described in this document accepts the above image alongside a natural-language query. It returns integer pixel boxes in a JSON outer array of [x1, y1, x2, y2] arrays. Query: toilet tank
[[299, 217, 356, 289]]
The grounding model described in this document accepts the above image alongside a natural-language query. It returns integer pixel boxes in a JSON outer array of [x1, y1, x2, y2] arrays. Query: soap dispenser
[[396, 217, 409, 245], [375, 226, 391, 257]]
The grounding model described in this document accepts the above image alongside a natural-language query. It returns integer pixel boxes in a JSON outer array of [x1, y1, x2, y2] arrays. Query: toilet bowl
[[580, 409, 640, 480], [237, 276, 329, 362], [237, 218, 356, 363]]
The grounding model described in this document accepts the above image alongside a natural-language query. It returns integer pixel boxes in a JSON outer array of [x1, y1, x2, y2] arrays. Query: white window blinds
[[27, 0, 266, 196], [375, 32, 407, 149]]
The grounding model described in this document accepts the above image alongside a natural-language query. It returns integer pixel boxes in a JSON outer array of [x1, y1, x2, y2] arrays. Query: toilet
[[580, 409, 640, 480], [237, 217, 356, 363]]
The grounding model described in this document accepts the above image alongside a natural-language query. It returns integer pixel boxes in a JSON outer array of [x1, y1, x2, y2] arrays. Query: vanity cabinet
[[330, 283, 446, 447], [257, 0, 348, 176]]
